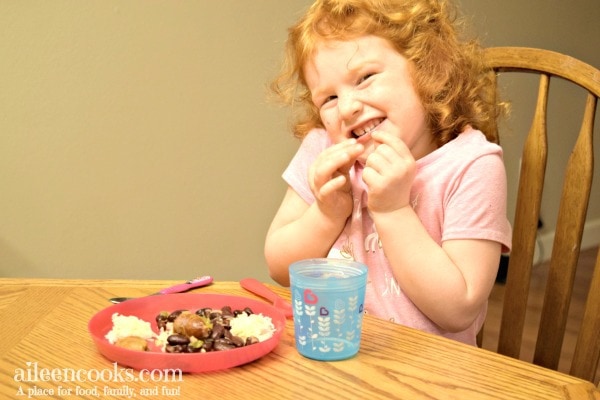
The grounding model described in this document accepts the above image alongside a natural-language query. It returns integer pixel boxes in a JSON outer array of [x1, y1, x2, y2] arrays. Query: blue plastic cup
[[289, 258, 368, 361]]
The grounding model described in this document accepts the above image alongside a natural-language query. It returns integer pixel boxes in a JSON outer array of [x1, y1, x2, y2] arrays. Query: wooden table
[[1, 278, 598, 399]]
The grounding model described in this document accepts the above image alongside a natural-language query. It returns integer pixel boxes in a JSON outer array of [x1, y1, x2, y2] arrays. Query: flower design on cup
[[347, 296, 358, 312], [318, 315, 331, 338], [304, 289, 318, 305]]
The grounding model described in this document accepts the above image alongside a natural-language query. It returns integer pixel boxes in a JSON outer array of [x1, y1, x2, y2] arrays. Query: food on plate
[[105, 305, 276, 353], [155, 306, 276, 353], [172, 312, 212, 339], [115, 336, 149, 351], [105, 313, 156, 345], [230, 312, 277, 342]]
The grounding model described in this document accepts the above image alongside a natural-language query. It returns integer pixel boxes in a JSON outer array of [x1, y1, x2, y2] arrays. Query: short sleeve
[[282, 129, 330, 204], [442, 153, 512, 252]]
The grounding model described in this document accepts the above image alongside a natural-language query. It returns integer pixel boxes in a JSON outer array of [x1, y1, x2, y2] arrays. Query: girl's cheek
[[321, 112, 346, 144], [320, 112, 330, 128], [322, 119, 336, 137]]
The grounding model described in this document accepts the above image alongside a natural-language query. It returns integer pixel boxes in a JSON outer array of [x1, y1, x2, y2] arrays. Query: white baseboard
[[535, 217, 600, 264]]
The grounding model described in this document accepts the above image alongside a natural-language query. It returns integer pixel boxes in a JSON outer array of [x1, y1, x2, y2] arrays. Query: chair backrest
[[483, 47, 600, 382]]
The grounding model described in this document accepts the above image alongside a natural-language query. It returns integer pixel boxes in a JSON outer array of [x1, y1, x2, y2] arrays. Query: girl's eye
[[321, 95, 337, 107], [359, 73, 375, 84]]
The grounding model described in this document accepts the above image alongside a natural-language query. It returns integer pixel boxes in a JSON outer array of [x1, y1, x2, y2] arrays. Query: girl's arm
[[372, 207, 501, 332], [364, 130, 503, 332], [265, 139, 364, 286], [264, 187, 347, 286]]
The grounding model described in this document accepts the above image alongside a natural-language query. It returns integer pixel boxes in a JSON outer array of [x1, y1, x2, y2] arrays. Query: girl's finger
[[372, 131, 411, 157], [319, 174, 348, 197]]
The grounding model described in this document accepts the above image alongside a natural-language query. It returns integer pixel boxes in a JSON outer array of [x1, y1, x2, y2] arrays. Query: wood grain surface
[[1, 279, 598, 399]]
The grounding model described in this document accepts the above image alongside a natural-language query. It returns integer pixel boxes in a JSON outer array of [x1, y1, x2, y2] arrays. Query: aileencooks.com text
[[13, 361, 182, 384]]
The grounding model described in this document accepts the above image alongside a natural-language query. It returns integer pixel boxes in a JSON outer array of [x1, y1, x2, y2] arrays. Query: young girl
[[265, 0, 511, 346]]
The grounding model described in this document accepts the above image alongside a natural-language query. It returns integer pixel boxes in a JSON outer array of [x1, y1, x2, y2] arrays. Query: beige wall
[[1, 1, 598, 282], [0, 1, 312, 282]]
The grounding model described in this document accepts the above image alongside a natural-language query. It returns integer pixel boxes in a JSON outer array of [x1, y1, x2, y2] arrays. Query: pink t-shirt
[[283, 127, 512, 345]]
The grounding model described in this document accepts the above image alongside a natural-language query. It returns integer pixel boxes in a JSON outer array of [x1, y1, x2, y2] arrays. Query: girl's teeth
[[354, 120, 381, 137]]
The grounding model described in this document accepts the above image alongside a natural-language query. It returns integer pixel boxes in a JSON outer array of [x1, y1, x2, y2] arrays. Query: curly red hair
[[271, 0, 501, 146]]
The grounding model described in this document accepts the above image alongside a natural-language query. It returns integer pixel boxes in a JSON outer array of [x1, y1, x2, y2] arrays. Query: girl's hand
[[308, 139, 363, 220], [362, 131, 416, 213]]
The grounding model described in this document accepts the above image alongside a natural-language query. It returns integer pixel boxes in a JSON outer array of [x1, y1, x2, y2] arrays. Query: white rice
[[105, 313, 156, 344], [230, 313, 275, 342]]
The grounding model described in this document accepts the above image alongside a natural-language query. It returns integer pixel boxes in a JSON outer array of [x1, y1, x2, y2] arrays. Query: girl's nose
[[338, 93, 362, 120]]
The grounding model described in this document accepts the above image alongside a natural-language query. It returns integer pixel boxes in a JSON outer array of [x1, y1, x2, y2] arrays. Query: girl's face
[[304, 35, 434, 164]]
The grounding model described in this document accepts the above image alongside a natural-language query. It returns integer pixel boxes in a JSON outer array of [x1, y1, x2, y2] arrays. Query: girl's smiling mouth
[[352, 118, 384, 138]]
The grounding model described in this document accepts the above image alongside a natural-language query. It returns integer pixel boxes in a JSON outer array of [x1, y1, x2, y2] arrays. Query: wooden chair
[[481, 47, 600, 382]]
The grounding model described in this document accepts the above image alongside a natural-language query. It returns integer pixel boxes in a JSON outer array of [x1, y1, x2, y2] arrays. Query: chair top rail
[[484, 47, 600, 97]]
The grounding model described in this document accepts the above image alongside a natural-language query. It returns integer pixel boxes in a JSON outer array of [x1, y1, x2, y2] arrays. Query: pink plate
[[88, 293, 286, 373]]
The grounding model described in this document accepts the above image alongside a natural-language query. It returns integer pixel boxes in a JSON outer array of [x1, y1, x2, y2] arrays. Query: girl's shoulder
[[417, 128, 504, 174], [428, 127, 501, 160], [451, 127, 501, 151]]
